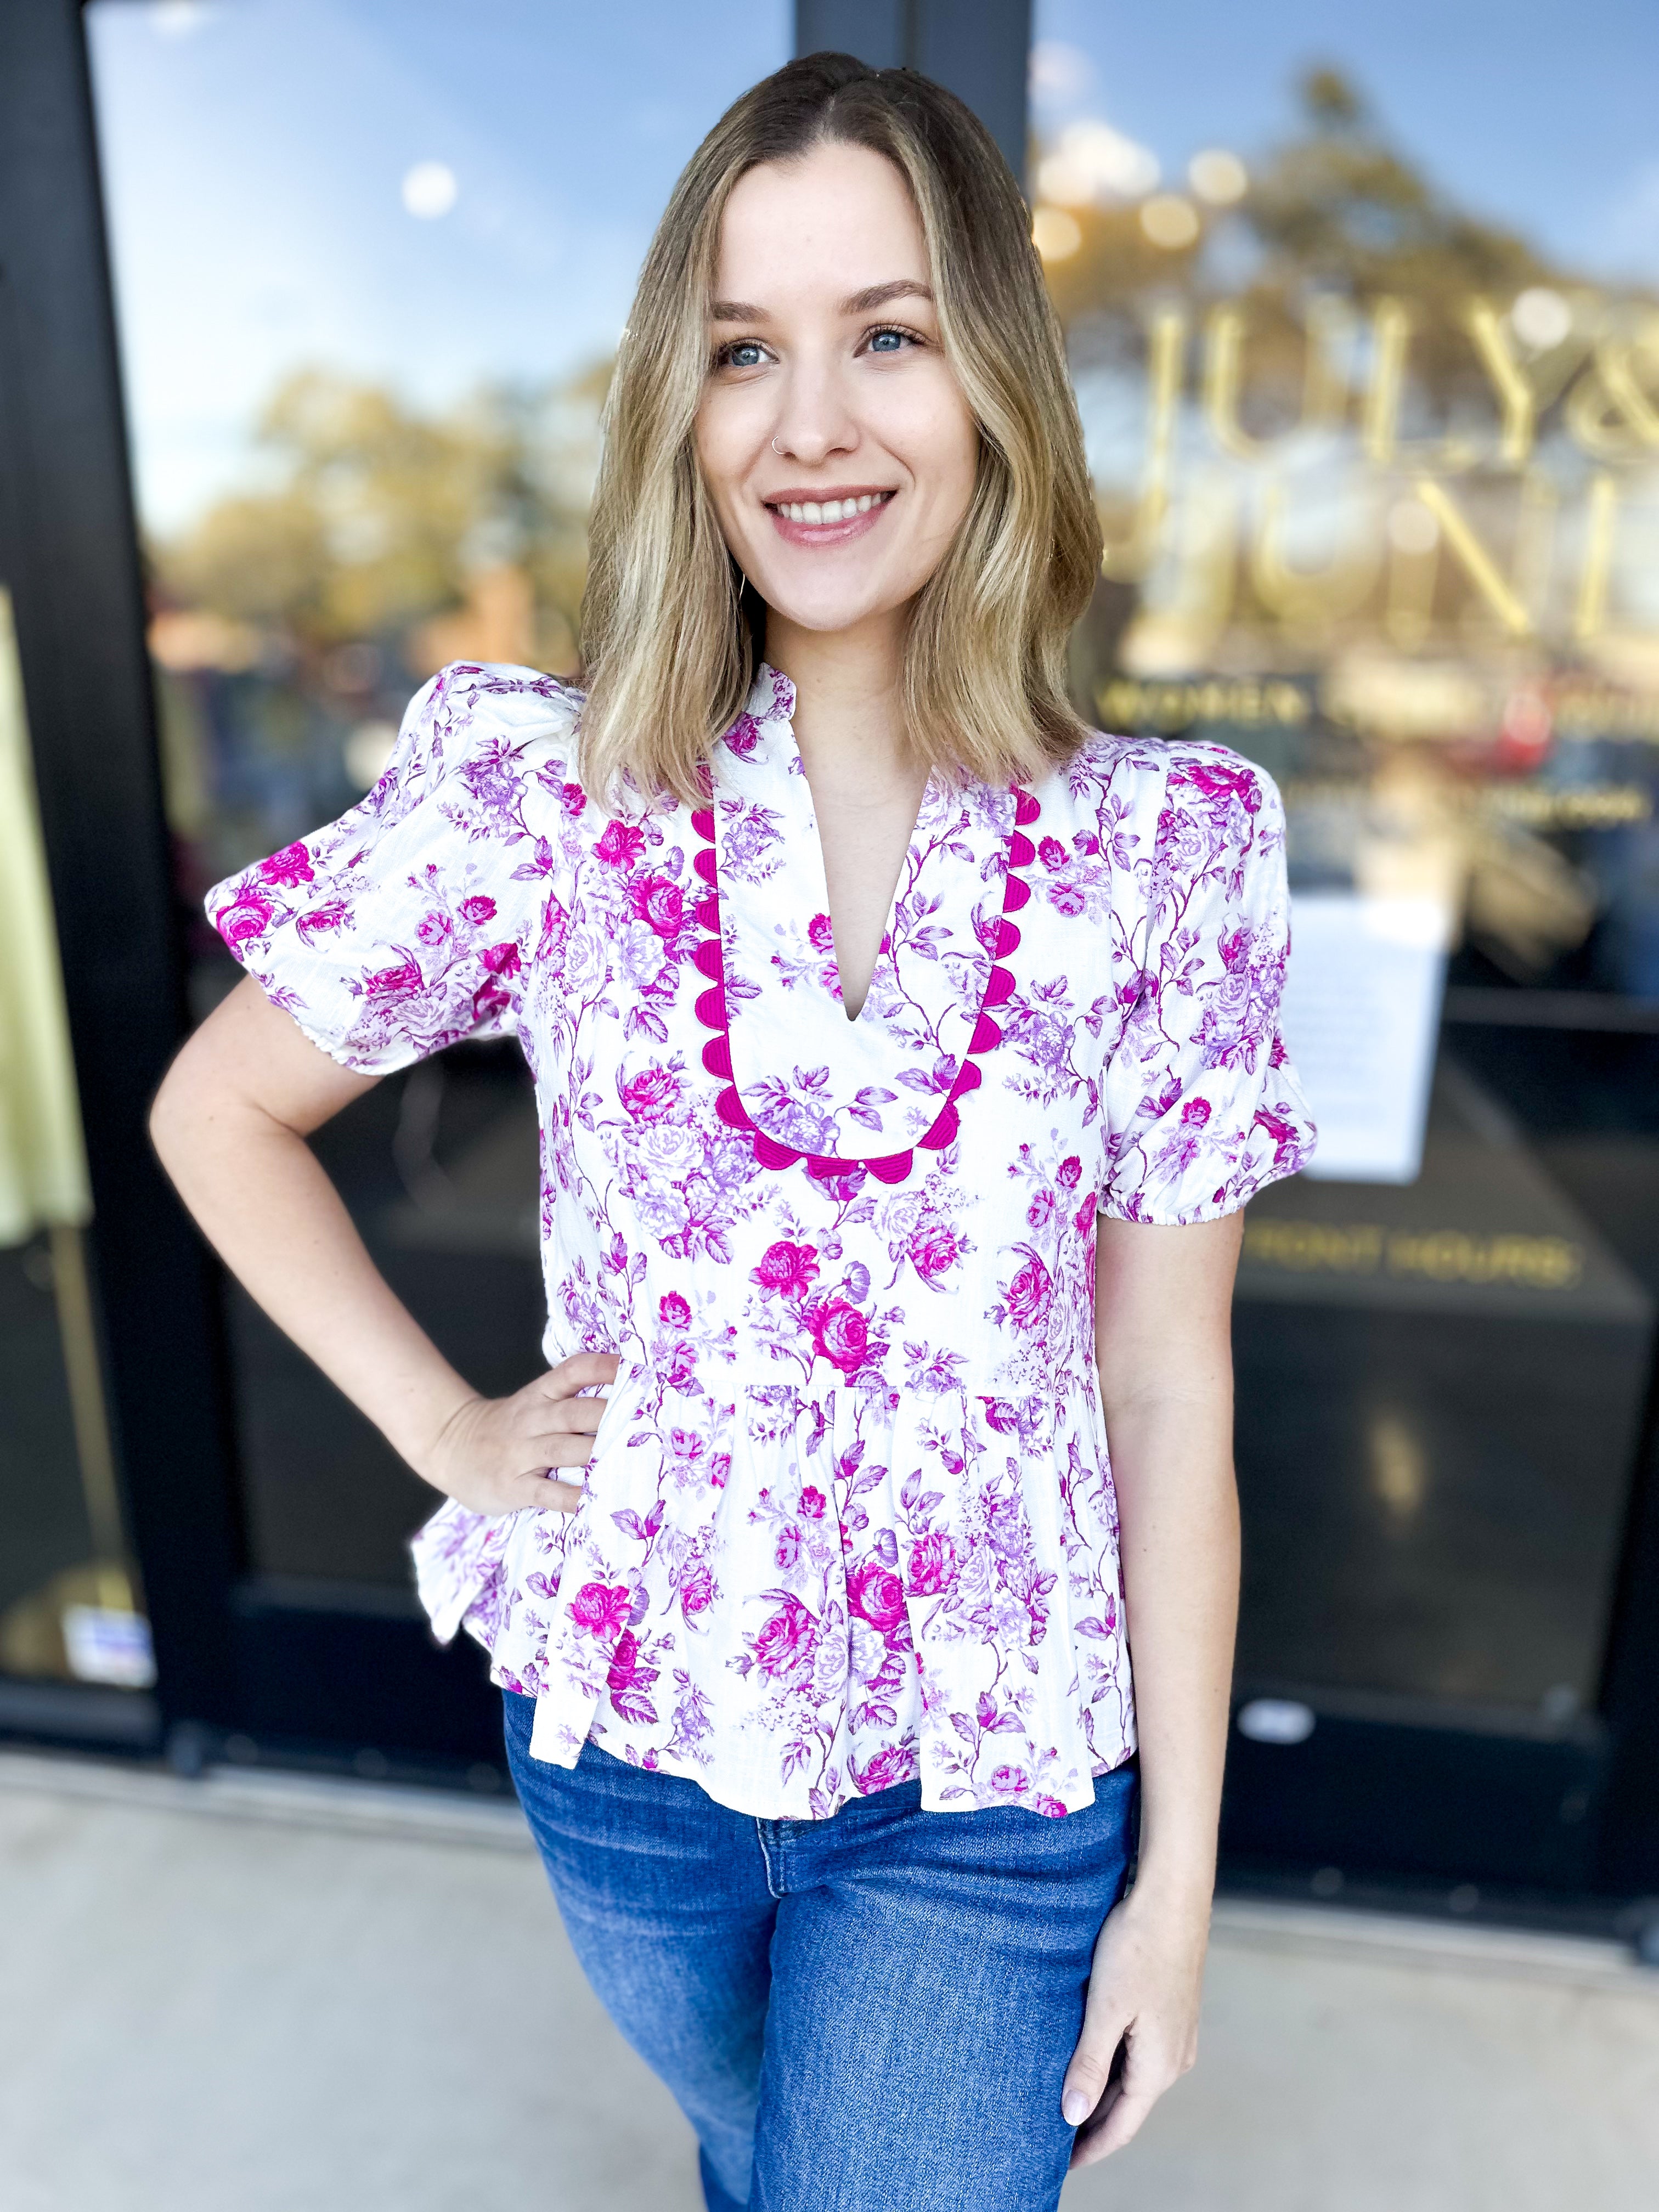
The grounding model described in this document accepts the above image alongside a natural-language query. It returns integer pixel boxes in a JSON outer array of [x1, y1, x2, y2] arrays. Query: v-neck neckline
[[771, 683, 938, 1033], [689, 665, 1042, 1184]]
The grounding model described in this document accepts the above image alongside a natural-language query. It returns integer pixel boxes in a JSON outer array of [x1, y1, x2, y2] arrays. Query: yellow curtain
[[0, 585, 92, 1246]]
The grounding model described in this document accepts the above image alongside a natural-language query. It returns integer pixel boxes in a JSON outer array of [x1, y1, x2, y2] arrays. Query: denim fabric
[[504, 1692, 1139, 2212]]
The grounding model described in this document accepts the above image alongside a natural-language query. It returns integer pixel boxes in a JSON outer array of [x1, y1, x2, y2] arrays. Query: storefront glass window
[[0, 588, 153, 1692], [86, 0, 789, 1589], [1032, 1, 1659, 1719]]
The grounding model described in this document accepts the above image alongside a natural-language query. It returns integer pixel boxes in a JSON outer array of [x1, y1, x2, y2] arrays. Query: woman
[[152, 52, 1313, 2212]]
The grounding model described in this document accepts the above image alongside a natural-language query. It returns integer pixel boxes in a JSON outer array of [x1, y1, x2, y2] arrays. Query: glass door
[[82, 0, 789, 1774], [16, 0, 1651, 1884], [0, 584, 156, 1731], [1030, 0, 1659, 1894]]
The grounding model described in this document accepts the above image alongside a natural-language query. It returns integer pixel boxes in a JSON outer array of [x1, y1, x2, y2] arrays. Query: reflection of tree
[[156, 360, 609, 674], [1239, 71, 1556, 404], [1044, 61, 1659, 659], [146, 360, 609, 891], [1040, 68, 1659, 993], [1047, 66, 1583, 417]]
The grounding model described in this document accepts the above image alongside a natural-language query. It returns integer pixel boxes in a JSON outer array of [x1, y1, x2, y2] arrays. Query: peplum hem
[[410, 1362, 1137, 1822]]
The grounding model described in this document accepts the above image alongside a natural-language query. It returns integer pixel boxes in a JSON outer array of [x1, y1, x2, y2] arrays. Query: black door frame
[[794, 0, 1032, 183], [3, 0, 1657, 1905], [0, 0, 514, 1782], [0, 0, 240, 1753]]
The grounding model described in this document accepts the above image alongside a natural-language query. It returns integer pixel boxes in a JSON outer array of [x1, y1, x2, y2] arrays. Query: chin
[[754, 577, 904, 637]]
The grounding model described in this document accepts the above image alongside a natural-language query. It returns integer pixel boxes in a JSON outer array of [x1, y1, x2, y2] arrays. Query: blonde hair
[[578, 52, 1102, 806]]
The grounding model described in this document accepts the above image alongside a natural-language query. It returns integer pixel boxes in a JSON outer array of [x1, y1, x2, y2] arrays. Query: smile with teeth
[[769, 490, 895, 525]]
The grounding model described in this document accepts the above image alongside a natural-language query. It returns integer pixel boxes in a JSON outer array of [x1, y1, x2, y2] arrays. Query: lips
[[763, 487, 896, 548], [766, 489, 894, 526]]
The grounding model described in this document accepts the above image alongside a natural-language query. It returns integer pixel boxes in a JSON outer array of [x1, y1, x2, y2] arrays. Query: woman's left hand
[[1060, 1874, 1211, 2166]]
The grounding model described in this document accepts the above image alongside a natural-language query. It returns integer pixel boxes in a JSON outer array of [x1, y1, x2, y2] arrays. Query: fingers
[[1065, 2029, 1185, 2170], [1071, 2081, 1154, 2167], [523, 1429, 606, 1468], [541, 1351, 622, 1399], [1061, 2017, 1125, 2131], [567, 1391, 614, 1431], [442, 1353, 623, 1520], [517, 1392, 616, 1462], [500, 1359, 618, 1467], [506, 1469, 584, 1515]]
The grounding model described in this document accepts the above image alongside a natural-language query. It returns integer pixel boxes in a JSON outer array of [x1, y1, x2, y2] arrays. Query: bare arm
[[149, 976, 615, 1511], [1062, 1207, 1243, 2164]]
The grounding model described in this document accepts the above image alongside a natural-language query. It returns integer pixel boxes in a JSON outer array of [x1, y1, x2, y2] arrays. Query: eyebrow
[[708, 278, 935, 323]]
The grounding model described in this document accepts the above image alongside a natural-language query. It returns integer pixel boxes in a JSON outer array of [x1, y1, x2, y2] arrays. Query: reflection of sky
[[89, 1, 1656, 538], [1034, 0, 1659, 285], [86, 0, 788, 533], [1042, 0, 1659, 634]]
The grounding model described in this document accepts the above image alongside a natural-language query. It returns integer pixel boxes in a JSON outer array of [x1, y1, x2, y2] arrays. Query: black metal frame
[[1594, 1354, 1659, 1894], [795, 0, 1033, 184], [0, 0, 1655, 1911], [0, 0, 240, 1750]]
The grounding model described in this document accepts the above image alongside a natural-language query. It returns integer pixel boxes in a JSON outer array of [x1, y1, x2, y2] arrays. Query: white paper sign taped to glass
[[1278, 893, 1450, 1186]]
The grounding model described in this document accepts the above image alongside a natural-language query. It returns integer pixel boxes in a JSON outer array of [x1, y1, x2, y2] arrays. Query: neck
[[763, 605, 914, 799]]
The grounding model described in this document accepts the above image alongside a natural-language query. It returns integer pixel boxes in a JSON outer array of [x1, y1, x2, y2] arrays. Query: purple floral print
[[205, 658, 1314, 1820]]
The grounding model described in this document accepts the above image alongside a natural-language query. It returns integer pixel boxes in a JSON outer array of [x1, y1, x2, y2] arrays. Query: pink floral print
[[206, 659, 1314, 1820]]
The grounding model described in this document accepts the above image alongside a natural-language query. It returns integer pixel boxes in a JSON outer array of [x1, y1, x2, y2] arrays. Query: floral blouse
[[208, 661, 1315, 1820]]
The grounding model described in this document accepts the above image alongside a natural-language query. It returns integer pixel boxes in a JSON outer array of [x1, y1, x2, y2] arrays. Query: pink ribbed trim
[[691, 784, 1040, 1186]]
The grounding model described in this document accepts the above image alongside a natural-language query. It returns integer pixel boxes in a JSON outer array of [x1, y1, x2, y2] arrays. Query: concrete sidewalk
[[2, 1750, 1656, 2212]]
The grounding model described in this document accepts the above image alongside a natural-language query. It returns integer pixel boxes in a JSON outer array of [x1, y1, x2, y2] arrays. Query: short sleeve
[[1099, 742, 1317, 1224], [205, 662, 574, 1076]]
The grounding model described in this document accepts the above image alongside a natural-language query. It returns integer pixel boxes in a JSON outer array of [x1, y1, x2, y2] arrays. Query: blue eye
[[862, 323, 924, 358], [718, 326, 918, 371]]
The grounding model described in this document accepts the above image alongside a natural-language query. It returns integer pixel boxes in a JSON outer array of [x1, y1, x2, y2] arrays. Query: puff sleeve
[[204, 662, 574, 1076], [1099, 742, 1317, 1223]]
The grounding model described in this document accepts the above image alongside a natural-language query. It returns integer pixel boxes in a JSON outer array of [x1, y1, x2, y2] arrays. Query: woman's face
[[694, 141, 980, 642]]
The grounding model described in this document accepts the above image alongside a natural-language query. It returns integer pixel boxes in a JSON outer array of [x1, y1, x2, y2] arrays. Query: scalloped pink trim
[[691, 782, 1040, 1184]]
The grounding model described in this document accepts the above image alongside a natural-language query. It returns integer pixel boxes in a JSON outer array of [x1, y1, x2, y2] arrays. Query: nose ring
[[771, 436, 785, 455]]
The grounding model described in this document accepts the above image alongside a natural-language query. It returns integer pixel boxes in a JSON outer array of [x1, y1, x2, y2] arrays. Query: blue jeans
[[503, 1692, 1140, 2211]]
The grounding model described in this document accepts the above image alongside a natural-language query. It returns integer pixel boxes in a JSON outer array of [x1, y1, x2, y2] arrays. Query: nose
[[769, 355, 859, 467]]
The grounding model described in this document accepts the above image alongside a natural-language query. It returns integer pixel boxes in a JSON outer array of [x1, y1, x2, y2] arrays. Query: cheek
[[887, 377, 978, 521], [693, 400, 754, 535]]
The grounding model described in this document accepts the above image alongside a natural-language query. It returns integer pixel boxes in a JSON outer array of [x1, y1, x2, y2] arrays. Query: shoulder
[[1034, 730, 1285, 855], [1027, 728, 1165, 841], [1037, 733, 1286, 920], [1154, 739, 1286, 876], [1137, 739, 1290, 928], [1065, 729, 1280, 846], [1158, 736, 1282, 821], [410, 659, 585, 774], [366, 661, 589, 840], [1062, 727, 1169, 794], [1060, 729, 1279, 816]]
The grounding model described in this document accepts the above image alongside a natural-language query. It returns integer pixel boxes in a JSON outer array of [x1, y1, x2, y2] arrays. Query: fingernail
[[1063, 2090, 1091, 2126]]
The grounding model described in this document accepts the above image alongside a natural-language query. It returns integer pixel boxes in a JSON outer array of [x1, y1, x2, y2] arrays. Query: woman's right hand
[[423, 1352, 622, 1518]]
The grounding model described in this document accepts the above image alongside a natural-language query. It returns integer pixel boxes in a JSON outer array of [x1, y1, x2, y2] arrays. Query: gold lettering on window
[[1244, 1218, 1585, 1291], [1101, 307, 1186, 582]]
